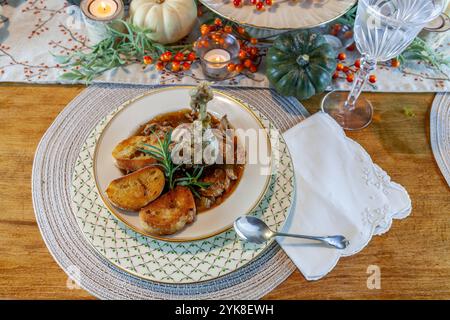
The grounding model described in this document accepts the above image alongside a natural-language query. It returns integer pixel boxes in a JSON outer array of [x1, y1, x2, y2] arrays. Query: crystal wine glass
[[321, 0, 445, 130]]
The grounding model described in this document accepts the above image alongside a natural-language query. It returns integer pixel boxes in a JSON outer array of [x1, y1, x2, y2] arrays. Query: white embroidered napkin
[[279, 112, 411, 281]]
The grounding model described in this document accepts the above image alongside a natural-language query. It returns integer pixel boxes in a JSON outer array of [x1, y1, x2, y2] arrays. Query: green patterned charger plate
[[70, 88, 295, 284]]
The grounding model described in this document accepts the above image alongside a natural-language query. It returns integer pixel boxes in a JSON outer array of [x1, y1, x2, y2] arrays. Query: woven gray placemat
[[430, 92, 450, 188], [32, 84, 310, 299]]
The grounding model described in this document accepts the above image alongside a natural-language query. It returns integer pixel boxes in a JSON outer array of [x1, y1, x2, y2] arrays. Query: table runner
[[430, 92, 450, 188], [1, 1, 449, 92], [32, 84, 309, 299]]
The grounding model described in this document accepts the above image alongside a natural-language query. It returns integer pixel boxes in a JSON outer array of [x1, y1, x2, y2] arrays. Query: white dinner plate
[[94, 87, 271, 242], [200, 0, 356, 30]]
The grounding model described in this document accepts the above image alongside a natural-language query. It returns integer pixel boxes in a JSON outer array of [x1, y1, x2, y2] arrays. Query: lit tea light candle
[[89, 0, 118, 19], [202, 49, 231, 79], [195, 32, 239, 80], [204, 49, 231, 68], [80, 0, 124, 43]]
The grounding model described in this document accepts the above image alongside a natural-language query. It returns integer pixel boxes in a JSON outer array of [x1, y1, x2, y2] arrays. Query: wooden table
[[0, 84, 449, 300]]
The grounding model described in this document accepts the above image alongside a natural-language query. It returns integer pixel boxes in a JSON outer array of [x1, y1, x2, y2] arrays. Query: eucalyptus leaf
[[53, 19, 193, 83], [60, 71, 84, 81], [399, 37, 450, 75], [52, 54, 72, 65]]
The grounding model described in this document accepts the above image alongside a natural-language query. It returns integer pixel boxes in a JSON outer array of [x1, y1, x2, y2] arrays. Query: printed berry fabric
[[0, 1, 449, 91]]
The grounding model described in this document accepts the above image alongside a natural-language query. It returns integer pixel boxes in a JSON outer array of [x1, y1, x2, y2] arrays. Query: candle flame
[[211, 57, 223, 63], [100, 1, 107, 12]]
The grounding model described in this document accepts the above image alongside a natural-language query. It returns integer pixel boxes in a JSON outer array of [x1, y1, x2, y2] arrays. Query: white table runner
[[0, 1, 449, 92]]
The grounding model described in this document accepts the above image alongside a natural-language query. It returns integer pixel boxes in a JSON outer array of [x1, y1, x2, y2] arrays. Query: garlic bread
[[139, 186, 196, 235], [112, 135, 159, 172], [106, 167, 165, 211]]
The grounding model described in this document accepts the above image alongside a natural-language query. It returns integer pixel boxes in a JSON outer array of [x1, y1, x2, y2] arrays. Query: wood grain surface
[[0, 84, 449, 300]]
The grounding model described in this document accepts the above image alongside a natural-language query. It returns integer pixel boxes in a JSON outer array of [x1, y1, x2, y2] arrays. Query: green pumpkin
[[266, 31, 337, 100]]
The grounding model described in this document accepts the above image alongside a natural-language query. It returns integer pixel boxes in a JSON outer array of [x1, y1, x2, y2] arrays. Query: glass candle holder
[[195, 32, 240, 80], [80, 0, 125, 43]]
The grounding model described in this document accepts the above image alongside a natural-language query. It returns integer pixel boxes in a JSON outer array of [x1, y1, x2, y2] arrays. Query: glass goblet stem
[[344, 55, 376, 111]]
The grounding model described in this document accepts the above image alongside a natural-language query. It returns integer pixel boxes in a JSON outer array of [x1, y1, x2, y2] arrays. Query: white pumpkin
[[130, 0, 197, 44]]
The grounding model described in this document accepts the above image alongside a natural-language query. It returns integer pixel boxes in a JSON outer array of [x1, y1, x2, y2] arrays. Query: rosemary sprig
[[53, 20, 192, 83], [140, 132, 211, 195], [141, 131, 180, 190], [175, 166, 212, 198]]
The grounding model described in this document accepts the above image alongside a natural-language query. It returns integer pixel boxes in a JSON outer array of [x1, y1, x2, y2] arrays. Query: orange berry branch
[[144, 13, 264, 76]]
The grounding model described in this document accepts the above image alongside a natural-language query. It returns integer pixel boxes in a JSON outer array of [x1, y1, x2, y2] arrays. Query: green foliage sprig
[[335, 4, 357, 26], [398, 37, 450, 75], [141, 131, 181, 190], [140, 132, 211, 195], [53, 20, 191, 83], [175, 167, 211, 198]]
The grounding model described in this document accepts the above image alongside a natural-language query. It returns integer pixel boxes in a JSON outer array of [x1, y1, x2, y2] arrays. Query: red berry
[[143, 55, 152, 65], [172, 61, 181, 72], [187, 52, 196, 61], [237, 26, 245, 35], [336, 63, 344, 71], [250, 47, 259, 57], [369, 75, 377, 83], [343, 66, 350, 73], [238, 50, 247, 60], [337, 52, 346, 61], [330, 24, 341, 36], [174, 52, 184, 61], [346, 43, 356, 51], [161, 51, 172, 62], [346, 73, 354, 82], [344, 31, 353, 39], [235, 64, 244, 73], [391, 58, 400, 68], [214, 18, 222, 26], [251, 0, 258, 4], [200, 24, 210, 36], [256, 2, 264, 10], [244, 59, 252, 68], [332, 71, 339, 79], [266, 0, 273, 5], [182, 62, 191, 71], [156, 62, 164, 71], [250, 38, 258, 45], [333, 24, 342, 32], [233, 0, 242, 7], [227, 63, 236, 72], [224, 25, 233, 33], [249, 64, 257, 73], [354, 59, 361, 68]]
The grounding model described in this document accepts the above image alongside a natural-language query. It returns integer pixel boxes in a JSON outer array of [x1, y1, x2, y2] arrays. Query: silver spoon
[[234, 216, 350, 250]]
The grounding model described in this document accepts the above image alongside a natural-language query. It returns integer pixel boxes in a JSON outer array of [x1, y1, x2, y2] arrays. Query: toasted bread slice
[[112, 135, 159, 172], [139, 186, 196, 235], [105, 167, 165, 211]]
